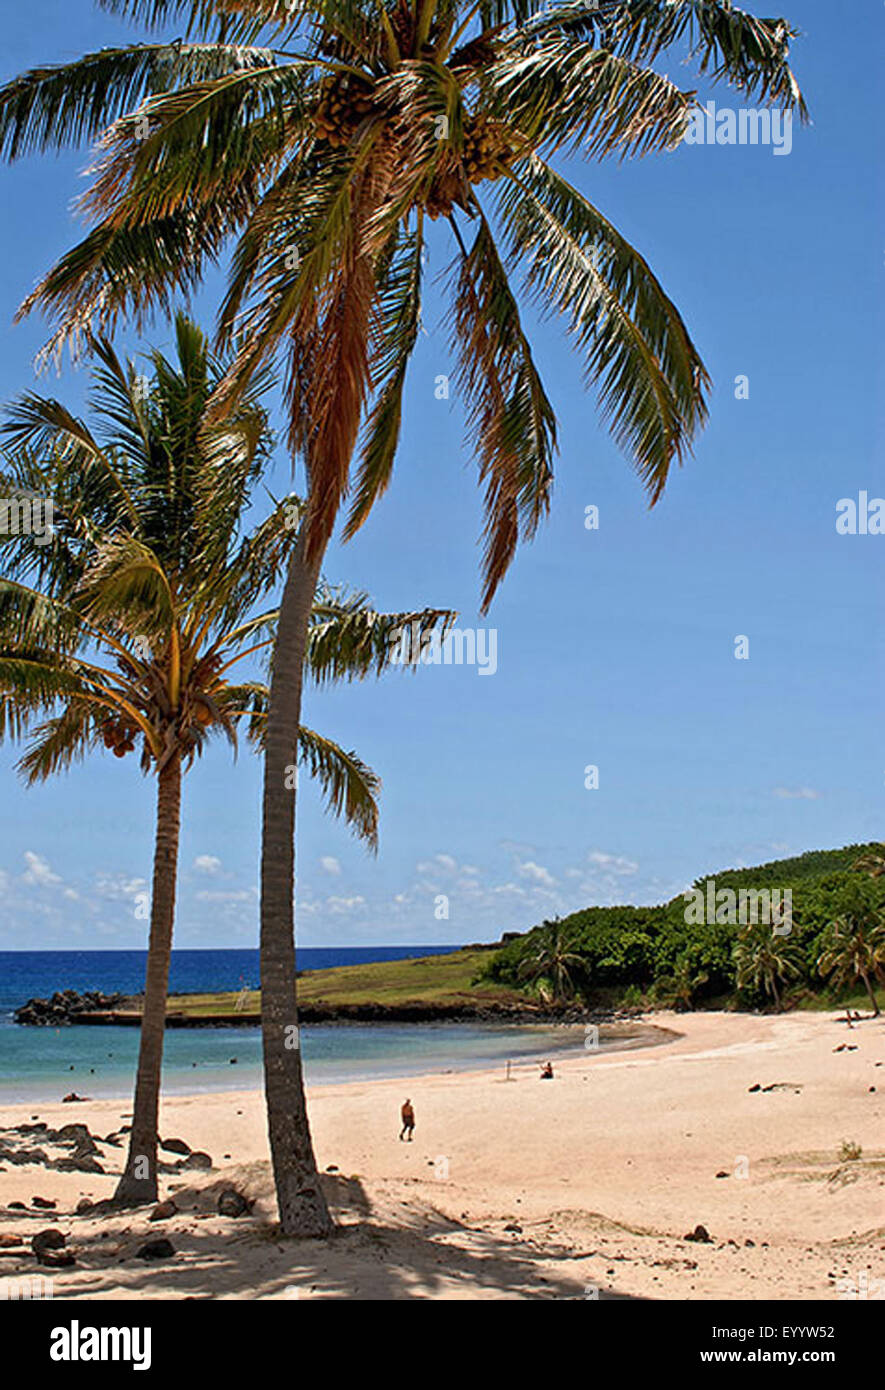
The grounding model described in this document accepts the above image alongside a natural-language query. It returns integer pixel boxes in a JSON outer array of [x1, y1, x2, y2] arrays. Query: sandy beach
[[1, 1009, 882, 1301]]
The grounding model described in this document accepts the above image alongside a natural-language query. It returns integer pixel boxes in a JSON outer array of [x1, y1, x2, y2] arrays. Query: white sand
[[1, 1009, 883, 1300]]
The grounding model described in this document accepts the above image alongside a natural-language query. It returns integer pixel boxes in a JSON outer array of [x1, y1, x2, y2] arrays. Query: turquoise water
[[0, 948, 613, 1103], [0, 1018, 599, 1104]]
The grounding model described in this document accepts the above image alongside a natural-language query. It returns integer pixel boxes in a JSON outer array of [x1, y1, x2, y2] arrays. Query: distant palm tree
[[0, 0, 807, 1234], [0, 313, 453, 1205], [852, 846, 885, 879], [518, 919, 584, 1003], [735, 924, 800, 1011], [653, 956, 708, 1012], [818, 911, 885, 1017]]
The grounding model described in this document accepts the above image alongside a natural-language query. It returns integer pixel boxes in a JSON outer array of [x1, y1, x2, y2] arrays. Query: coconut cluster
[[423, 115, 517, 219], [101, 718, 139, 758], [313, 74, 376, 148]]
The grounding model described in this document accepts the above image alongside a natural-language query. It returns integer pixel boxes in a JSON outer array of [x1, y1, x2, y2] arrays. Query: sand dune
[[1, 1010, 882, 1300]]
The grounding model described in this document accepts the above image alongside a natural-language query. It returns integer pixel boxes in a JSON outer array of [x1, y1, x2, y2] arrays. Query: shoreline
[[0, 1019, 677, 1106]]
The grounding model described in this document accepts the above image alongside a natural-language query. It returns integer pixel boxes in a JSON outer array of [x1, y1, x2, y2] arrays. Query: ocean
[[0, 948, 594, 1103]]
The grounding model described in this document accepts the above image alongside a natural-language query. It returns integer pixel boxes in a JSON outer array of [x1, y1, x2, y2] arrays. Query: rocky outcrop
[[13, 990, 125, 1026]]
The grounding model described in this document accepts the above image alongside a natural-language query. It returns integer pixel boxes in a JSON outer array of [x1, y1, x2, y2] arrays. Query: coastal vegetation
[[484, 843, 885, 1013]]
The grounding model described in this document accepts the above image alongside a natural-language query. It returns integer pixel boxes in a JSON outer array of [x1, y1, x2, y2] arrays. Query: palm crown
[[0, 0, 806, 606], [0, 311, 451, 837]]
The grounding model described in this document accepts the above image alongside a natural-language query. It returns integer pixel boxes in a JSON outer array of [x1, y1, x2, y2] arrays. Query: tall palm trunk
[[260, 529, 332, 1237], [114, 754, 182, 1206]]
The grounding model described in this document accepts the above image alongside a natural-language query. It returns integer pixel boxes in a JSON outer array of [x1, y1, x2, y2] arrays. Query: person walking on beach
[[399, 1099, 415, 1141]]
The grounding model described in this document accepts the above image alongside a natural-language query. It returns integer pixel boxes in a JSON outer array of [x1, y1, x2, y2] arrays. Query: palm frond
[[494, 154, 708, 501], [487, 34, 695, 159], [16, 700, 102, 785], [447, 206, 556, 611], [0, 42, 275, 161], [344, 224, 425, 539], [306, 586, 457, 683], [297, 724, 380, 849]]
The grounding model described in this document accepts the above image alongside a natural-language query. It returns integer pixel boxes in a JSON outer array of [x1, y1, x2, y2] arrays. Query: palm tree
[[0, 312, 453, 1206], [735, 924, 800, 1011], [652, 955, 708, 1011], [518, 918, 584, 1003], [852, 846, 885, 879], [818, 911, 885, 1017], [0, 0, 807, 1233]]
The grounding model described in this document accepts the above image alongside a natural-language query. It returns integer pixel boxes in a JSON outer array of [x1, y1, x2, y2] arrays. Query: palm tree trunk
[[860, 971, 880, 1016], [260, 528, 332, 1237], [114, 754, 182, 1207]]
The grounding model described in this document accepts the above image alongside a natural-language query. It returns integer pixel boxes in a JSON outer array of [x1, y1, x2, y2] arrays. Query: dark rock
[[326, 1165, 339, 1172], [149, 1200, 178, 1222], [135, 1238, 174, 1261], [7, 1202, 25, 1211], [503, 1222, 522, 1233], [51, 1123, 92, 1144], [745, 1239, 755, 1247], [31, 1196, 56, 1209], [4, 1148, 50, 1167], [31, 1229, 66, 1254], [15, 1122, 48, 1134], [684, 1225, 712, 1244], [748, 1084, 761, 1093], [715, 1171, 729, 1179], [75, 1199, 94, 1215], [53, 1156, 105, 1175], [0, 1234, 23, 1248], [14, 990, 125, 1027], [159, 1137, 190, 1156], [180, 1151, 212, 1171], [217, 1189, 249, 1218], [36, 1249, 76, 1268]]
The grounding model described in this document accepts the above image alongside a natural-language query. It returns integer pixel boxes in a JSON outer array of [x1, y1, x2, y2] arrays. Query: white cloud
[[416, 853, 458, 876], [319, 856, 341, 876], [22, 851, 61, 887], [194, 854, 222, 875], [325, 895, 366, 914], [587, 850, 639, 876], [195, 889, 254, 903], [518, 860, 556, 888], [772, 787, 820, 801], [95, 872, 148, 901]]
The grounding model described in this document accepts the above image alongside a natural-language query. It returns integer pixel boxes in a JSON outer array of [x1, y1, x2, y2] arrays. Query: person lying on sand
[[399, 1099, 415, 1141]]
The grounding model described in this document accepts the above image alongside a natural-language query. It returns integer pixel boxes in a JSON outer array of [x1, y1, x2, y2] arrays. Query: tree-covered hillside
[[483, 844, 885, 1011]]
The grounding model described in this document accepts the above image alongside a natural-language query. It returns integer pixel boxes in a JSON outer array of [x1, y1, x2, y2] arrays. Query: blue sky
[[0, 0, 881, 949]]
